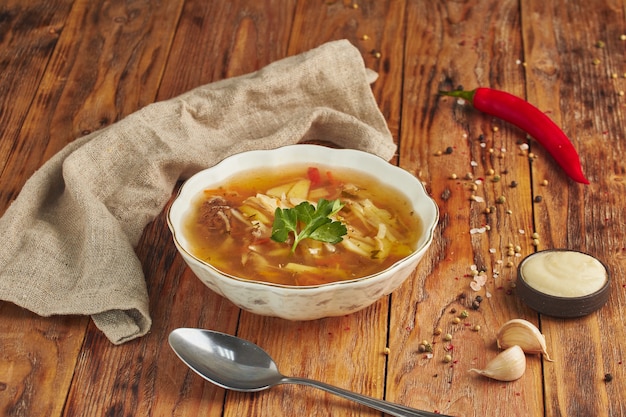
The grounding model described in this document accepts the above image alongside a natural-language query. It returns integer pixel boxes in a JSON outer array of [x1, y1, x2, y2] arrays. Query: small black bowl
[[516, 249, 610, 318]]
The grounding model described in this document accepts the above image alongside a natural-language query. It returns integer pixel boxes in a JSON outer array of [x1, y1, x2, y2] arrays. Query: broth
[[183, 164, 422, 286]]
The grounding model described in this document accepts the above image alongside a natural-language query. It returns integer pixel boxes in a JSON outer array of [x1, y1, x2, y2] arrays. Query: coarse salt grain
[[470, 281, 482, 291], [474, 274, 487, 286], [471, 161, 478, 167], [519, 143, 529, 151], [470, 227, 487, 234]]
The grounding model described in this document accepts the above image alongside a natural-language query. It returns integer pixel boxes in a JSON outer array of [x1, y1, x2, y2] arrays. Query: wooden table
[[1, 1, 624, 416]]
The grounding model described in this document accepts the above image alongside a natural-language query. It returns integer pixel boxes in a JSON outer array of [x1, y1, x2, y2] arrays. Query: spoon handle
[[280, 376, 452, 417]]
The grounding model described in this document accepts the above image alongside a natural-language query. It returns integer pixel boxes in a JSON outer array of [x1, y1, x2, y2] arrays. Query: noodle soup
[[183, 164, 421, 286]]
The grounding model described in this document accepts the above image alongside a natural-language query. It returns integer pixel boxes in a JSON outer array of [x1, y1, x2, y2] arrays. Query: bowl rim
[[167, 144, 439, 289]]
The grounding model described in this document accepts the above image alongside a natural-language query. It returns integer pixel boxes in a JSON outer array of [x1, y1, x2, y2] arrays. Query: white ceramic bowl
[[167, 145, 438, 320]]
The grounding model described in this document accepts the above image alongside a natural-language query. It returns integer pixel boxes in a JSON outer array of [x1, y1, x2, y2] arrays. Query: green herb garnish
[[271, 199, 347, 252]]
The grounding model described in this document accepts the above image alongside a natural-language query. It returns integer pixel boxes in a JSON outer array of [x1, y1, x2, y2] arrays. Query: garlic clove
[[496, 318, 553, 361], [469, 345, 526, 381]]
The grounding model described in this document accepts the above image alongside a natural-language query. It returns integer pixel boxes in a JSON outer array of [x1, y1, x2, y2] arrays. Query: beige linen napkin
[[0, 39, 396, 344]]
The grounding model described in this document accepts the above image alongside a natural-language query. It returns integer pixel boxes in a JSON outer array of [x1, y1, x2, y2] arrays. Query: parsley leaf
[[271, 199, 347, 252]]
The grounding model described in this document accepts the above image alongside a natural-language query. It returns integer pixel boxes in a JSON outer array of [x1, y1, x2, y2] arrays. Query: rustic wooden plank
[[156, 0, 297, 100], [387, 0, 544, 415], [0, 1, 185, 417], [0, 306, 87, 417], [0, 0, 184, 209], [521, 0, 626, 416], [0, 0, 74, 210], [0, 3, 84, 417]]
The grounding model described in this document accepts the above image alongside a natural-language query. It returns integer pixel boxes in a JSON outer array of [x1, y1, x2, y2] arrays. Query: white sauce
[[521, 251, 607, 297]]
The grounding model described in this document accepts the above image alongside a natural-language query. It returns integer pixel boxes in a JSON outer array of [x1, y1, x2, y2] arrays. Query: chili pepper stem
[[438, 89, 476, 102]]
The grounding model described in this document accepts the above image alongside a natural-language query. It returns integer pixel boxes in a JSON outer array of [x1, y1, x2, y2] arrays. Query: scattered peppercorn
[[418, 341, 433, 353], [443, 333, 452, 341], [471, 300, 481, 310], [459, 310, 469, 319], [445, 146, 454, 154], [510, 180, 518, 188], [452, 317, 461, 324], [472, 325, 481, 332], [604, 373, 613, 382], [443, 354, 452, 363], [534, 195, 543, 203], [496, 196, 506, 204]]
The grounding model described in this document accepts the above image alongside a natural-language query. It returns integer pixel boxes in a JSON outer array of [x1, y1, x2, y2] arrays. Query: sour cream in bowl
[[516, 249, 610, 318]]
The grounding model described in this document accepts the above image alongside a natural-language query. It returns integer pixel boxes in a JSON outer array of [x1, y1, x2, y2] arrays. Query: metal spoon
[[169, 328, 452, 417]]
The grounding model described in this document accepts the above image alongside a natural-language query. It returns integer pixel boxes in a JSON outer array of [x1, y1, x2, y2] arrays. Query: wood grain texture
[[388, 1, 540, 414], [1, 0, 625, 416], [522, 1, 626, 416], [0, 0, 74, 209]]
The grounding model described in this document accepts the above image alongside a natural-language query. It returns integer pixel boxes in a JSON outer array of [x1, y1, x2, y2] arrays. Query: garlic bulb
[[469, 345, 526, 381], [496, 319, 553, 361]]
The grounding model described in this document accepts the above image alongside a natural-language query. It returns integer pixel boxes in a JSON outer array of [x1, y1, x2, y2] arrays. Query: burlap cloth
[[0, 40, 396, 344]]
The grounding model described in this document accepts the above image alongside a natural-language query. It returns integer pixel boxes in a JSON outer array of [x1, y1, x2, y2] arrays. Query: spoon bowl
[[169, 328, 452, 417]]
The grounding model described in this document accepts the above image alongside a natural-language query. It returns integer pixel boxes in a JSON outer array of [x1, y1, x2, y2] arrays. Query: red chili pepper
[[440, 88, 589, 184]]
